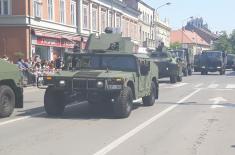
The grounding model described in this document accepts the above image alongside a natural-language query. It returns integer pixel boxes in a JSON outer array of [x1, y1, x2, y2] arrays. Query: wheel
[[219, 70, 223, 75], [188, 69, 192, 76], [113, 87, 133, 118], [170, 75, 177, 83], [183, 69, 188, 76], [142, 82, 156, 106], [177, 76, 182, 82], [0, 85, 15, 117], [201, 71, 204, 75], [44, 87, 65, 116]]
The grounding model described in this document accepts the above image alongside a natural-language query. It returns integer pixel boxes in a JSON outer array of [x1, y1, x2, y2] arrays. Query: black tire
[[177, 76, 182, 82], [44, 87, 65, 116], [170, 75, 177, 83], [219, 70, 223, 75], [155, 82, 159, 99], [188, 69, 192, 76], [0, 85, 15, 117], [183, 69, 188, 76], [113, 87, 133, 118], [142, 82, 156, 106]]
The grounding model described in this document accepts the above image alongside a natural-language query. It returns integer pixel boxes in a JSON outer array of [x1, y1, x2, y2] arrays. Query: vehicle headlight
[[217, 66, 221, 68], [59, 80, 66, 86], [96, 81, 104, 88], [202, 66, 205, 68]]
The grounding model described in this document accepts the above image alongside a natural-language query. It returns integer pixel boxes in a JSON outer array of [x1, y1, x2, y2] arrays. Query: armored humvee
[[199, 50, 227, 75], [169, 48, 194, 76], [0, 59, 23, 117], [150, 51, 183, 83], [38, 28, 159, 118]]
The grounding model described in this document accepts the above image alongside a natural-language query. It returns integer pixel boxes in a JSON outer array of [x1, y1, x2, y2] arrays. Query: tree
[[170, 42, 181, 50], [229, 30, 235, 54], [213, 31, 232, 52]]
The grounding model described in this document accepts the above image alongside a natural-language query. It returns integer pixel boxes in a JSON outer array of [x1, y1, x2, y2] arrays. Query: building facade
[[0, 0, 79, 61], [78, 0, 140, 47], [0, 0, 142, 61], [155, 14, 171, 48], [171, 29, 211, 55]]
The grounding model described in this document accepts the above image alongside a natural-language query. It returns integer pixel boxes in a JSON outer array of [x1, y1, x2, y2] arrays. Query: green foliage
[[213, 30, 235, 54], [170, 42, 181, 50]]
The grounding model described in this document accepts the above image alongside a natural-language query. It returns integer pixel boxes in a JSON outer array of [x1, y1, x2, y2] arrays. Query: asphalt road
[[0, 71, 235, 155]]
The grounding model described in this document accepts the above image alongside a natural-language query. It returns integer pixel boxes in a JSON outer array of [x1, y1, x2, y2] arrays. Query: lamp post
[[154, 2, 171, 47], [181, 16, 193, 48]]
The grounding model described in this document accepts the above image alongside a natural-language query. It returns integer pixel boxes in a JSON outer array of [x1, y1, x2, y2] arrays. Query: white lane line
[[226, 84, 235, 89], [166, 83, 188, 88], [0, 101, 87, 127], [93, 88, 202, 155], [207, 84, 219, 89], [194, 83, 203, 88]]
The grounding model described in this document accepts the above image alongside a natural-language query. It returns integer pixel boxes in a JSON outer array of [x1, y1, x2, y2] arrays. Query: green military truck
[[199, 50, 227, 75], [169, 48, 194, 76], [150, 51, 183, 83], [38, 28, 159, 118], [0, 59, 23, 117], [226, 54, 235, 70]]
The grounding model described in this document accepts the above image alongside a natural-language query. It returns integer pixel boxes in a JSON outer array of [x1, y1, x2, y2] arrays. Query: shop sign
[[36, 37, 74, 48]]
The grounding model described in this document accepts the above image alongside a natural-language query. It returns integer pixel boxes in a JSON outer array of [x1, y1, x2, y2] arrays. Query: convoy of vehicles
[[198, 50, 227, 75], [37, 28, 159, 118], [0, 59, 23, 117], [150, 51, 183, 83]]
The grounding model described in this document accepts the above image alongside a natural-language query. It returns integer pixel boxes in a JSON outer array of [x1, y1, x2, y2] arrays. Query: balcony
[[143, 38, 156, 49]]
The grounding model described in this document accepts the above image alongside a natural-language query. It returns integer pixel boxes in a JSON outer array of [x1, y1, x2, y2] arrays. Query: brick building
[[0, 0, 79, 61]]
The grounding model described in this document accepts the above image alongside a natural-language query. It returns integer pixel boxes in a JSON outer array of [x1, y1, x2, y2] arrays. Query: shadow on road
[[15, 100, 145, 120]]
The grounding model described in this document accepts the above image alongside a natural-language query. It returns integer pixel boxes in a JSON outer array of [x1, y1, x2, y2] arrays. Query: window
[[0, 0, 11, 15], [116, 15, 121, 28], [48, 0, 53, 20], [33, 0, 41, 18], [92, 5, 98, 31], [83, 4, 89, 29], [60, 0, 65, 23], [71, 0, 76, 25], [108, 11, 113, 27], [101, 9, 107, 32]]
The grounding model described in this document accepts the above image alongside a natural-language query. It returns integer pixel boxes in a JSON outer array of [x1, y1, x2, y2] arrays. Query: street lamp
[[181, 16, 193, 47]]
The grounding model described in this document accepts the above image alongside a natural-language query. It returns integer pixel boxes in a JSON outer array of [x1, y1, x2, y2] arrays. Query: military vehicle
[[226, 54, 235, 70], [150, 51, 183, 83], [38, 28, 159, 118], [198, 50, 227, 75], [169, 48, 194, 76], [193, 54, 201, 72], [0, 59, 23, 117]]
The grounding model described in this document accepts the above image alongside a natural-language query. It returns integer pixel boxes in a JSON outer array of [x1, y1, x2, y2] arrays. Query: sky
[[144, 0, 234, 34]]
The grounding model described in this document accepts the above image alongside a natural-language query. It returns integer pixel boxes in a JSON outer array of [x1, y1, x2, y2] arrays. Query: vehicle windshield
[[170, 50, 184, 58], [202, 51, 222, 58], [66, 54, 137, 72], [151, 52, 170, 58]]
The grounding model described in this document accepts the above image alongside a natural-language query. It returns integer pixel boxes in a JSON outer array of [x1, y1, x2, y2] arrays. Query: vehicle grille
[[72, 79, 102, 89]]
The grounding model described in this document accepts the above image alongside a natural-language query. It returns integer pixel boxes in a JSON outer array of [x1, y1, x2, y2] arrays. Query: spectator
[[55, 56, 62, 69]]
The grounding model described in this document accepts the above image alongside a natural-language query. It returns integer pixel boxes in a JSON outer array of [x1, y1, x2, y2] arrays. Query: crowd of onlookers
[[2, 55, 63, 86]]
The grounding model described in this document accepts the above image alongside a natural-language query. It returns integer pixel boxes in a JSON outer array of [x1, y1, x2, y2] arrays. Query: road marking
[[0, 101, 87, 127], [209, 97, 227, 109], [194, 83, 203, 88], [166, 83, 188, 88], [93, 88, 202, 155], [207, 84, 219, 89], [226, 84, 235, 89]]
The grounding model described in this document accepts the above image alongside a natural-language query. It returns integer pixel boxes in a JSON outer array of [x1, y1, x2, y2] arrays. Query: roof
[[170, 29, 210, 46]]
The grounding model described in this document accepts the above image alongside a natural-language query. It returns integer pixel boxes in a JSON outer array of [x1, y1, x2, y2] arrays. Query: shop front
[[31, 29, 81, 61]]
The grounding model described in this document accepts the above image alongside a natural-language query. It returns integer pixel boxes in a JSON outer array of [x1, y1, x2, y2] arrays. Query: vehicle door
[[137, 59, 151, 97]]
